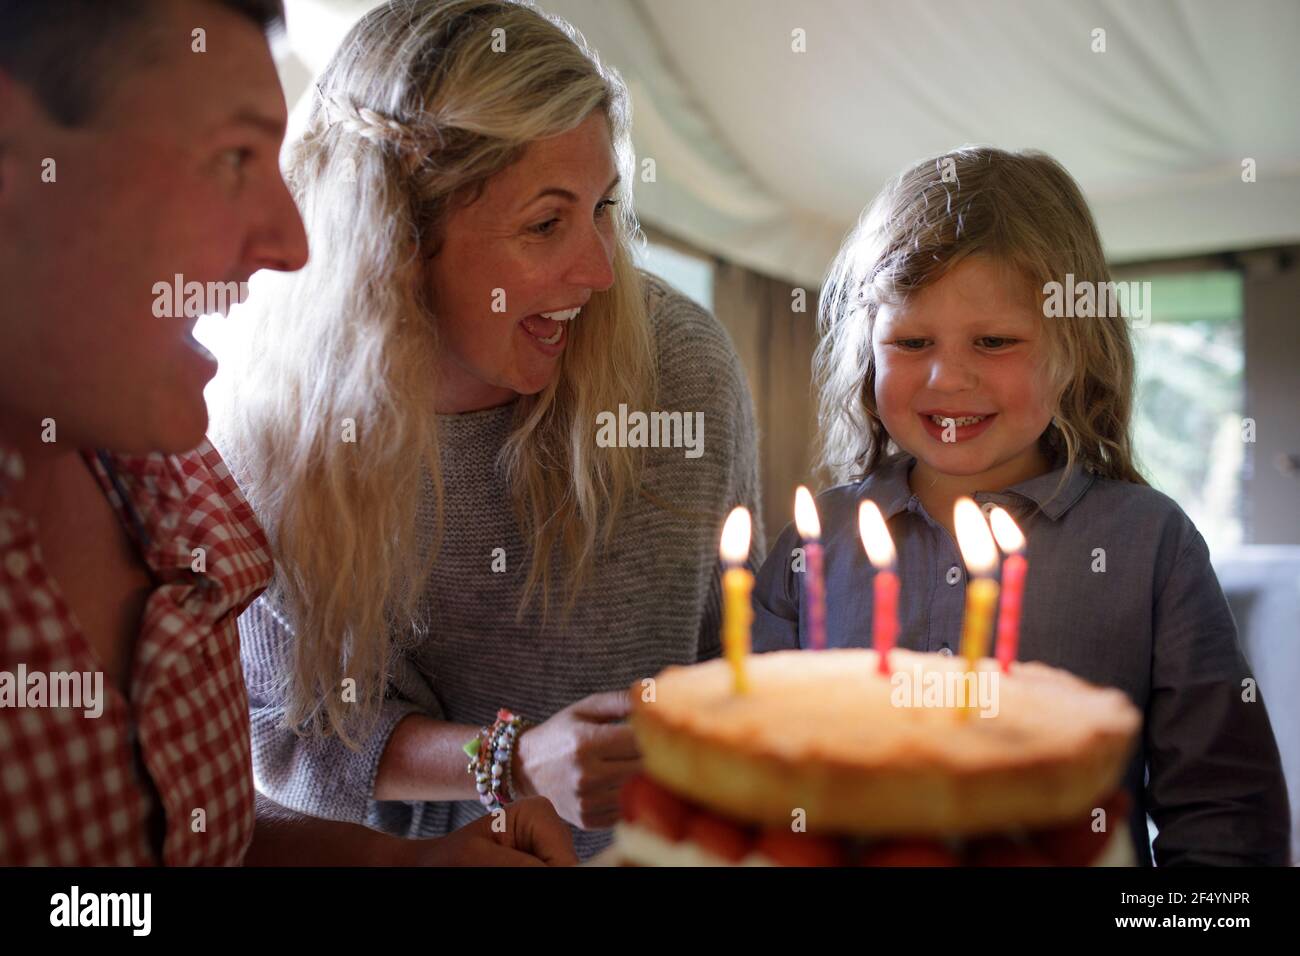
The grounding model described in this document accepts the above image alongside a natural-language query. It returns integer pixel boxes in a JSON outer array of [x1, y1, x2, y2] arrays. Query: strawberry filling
[[620, 773, 1128, 866]]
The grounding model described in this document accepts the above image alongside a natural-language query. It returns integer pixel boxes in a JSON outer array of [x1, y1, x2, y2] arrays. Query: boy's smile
[[916, 410, 999, 442], [872, 256, 1057, 504]]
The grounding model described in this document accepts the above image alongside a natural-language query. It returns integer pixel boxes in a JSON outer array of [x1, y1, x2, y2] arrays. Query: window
[[1128, 270, 1244, 554], [634, 239, 714, 311]]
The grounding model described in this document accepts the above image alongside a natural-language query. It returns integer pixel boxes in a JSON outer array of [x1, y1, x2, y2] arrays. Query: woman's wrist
[[512, 727, 536, 799], [464, 709, 534, 810], [374, 716, 485, 802]]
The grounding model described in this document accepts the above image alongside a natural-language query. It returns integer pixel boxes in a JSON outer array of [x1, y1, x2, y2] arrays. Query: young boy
[[754, 147, 1290, 866]]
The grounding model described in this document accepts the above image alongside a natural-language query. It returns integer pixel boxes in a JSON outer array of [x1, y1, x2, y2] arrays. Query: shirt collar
[[857, 453, 915, 519], [0, 441, 192, 573], [993, 455, 1095, 519], [856, 452, 1094, 522]]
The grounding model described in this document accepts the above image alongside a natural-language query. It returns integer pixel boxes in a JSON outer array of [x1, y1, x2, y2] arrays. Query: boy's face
[[872, 256, 1056, 483], [0, 0, 308, 456]]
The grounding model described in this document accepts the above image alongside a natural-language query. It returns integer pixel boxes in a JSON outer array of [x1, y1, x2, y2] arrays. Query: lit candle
[[858, 500, 899, 674], [794, 486, 827, 651], [720, 506, 753, 694], [953, 498, 999, 672], [989, 507, 1027, 673]]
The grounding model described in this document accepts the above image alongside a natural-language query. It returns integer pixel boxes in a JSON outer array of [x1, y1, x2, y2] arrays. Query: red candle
[[794, 486, 827, 650], [873, 568, 899, 672], [989, 507, 1027, 672], [858, 501, 899, 674]]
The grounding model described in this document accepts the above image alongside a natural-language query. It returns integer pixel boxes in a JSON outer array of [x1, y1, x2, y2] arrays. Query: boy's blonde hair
[[816, 146, 1146, 488], [215, 0, 655, 743]]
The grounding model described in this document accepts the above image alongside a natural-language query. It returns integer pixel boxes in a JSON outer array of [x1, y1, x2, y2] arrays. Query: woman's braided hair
[[316, 87, 444, 169]]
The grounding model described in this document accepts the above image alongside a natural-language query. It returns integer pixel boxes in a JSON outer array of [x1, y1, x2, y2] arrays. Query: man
[[0, 0, 575, 865]]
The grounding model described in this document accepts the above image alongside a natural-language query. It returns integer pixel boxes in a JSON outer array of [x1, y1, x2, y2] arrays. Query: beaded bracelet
[[463, 708, 532, 811]]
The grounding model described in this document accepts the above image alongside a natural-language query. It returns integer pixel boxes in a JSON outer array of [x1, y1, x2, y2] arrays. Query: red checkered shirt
[[0, 439, 272, 865]]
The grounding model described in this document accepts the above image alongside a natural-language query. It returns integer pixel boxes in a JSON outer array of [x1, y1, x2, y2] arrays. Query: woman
[[216, 0, 762, 860]]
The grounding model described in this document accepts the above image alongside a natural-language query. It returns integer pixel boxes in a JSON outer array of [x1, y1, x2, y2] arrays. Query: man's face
[[0, 0, 307, 455]]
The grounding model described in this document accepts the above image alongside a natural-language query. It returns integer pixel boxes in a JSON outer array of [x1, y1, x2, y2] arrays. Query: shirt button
[[939, 645, 954, 657], [945, 565, 962, 585]]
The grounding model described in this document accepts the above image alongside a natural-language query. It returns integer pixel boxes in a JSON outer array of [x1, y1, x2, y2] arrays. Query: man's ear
[[0, 68, 49, 203], [0, 69, 11, 197], [0, 67, 27, 200]]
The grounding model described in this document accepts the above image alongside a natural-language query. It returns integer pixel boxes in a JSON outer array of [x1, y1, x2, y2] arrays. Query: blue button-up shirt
[[753, 453, 1290, 865]]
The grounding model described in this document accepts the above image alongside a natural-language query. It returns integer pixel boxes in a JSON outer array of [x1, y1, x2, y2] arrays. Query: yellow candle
[[953, 498, 1000, 718], [723, 567, 753, 694], [960, 577, 999, 667], [720, 507, 753, 694], [953, 497, 1000, 666]]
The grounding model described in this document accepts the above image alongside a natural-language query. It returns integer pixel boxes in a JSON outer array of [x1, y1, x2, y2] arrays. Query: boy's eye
[[892, 338, 929, 351], [977, 336, 1017, 349]]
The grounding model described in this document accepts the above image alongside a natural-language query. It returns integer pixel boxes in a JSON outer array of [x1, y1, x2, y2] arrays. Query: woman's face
[[872, 256, 1057, 485], [425, 111, 620, 413]]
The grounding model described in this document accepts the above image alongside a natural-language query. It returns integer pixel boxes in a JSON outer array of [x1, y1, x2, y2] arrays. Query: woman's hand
[[399, 796, 579, 866], [513, 689, 642, 830]]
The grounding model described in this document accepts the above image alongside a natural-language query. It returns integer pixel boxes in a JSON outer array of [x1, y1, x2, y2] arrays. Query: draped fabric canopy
[[285, 0, 1300, 286]]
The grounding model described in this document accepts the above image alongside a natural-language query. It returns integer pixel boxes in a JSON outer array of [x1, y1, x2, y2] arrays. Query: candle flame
[[857, 500, 896, 569], [954, 497, 998, 574], [720, 506, 752, 564], [794, 486, 821, 539], [989, 506, 1025, 554]]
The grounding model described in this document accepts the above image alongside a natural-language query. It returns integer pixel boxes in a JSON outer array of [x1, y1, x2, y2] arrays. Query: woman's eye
[[977, 336, 1017, 349], [530, 199, 618, 237], [893, 338, 929, 350]]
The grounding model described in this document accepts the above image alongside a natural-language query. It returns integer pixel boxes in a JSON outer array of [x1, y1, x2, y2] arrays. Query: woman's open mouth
[[520, 307, 581, 352], [918, 411, 997, 442]]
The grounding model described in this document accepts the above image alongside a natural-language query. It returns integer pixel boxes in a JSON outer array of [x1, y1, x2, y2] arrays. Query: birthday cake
[[615, 648, 1141, 866]]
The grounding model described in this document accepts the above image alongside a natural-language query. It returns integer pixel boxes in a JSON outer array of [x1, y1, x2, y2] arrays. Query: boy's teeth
[[539, 307, 581, 321], [931, 414, 988, 426]]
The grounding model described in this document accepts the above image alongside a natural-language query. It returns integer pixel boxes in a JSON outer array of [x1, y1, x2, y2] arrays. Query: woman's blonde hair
[[816, 146, 1146, 489], [216, 0, 655, 743]]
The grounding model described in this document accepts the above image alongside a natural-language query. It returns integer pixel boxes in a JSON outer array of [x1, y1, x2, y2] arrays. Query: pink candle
[[872, 566, 899, 673], [989, 507, 1027, 672], [858, 501, 899, 674], [805, 541, 828, 651], [794, 487, 827, 650]]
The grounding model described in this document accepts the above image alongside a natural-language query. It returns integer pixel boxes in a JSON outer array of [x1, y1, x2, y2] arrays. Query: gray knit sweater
[[238, 275, 764, 860]]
